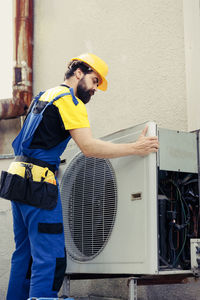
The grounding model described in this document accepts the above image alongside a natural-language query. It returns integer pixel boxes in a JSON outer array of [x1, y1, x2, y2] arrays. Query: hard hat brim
[[71, 57, 107, 91]]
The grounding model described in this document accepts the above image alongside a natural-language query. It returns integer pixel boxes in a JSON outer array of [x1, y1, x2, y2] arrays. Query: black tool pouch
[[0, 171, 58, 210]]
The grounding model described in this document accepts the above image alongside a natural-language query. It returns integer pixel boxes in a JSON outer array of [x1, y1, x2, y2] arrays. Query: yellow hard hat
[[71, 53, 108, 91]]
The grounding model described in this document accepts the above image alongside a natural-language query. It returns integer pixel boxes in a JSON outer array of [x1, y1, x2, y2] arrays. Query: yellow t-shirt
[[29, 85, 90, 150], [40, 85, 90, 130]]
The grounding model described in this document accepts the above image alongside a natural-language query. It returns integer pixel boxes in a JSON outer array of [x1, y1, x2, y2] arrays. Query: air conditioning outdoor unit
[[59, 121, 200, 278]]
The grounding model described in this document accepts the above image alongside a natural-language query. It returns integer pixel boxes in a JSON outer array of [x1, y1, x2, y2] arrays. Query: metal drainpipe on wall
[[0, 0, 33, 120]]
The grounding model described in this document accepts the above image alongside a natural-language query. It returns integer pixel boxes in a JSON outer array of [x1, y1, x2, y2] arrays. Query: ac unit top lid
[[100, 121, 157, 143]]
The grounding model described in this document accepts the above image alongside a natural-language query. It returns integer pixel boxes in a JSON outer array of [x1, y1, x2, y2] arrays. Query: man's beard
[[77, 77, 92, 104]]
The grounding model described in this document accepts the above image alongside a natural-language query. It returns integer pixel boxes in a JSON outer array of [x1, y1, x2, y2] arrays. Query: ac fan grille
[[60, 153, 117, 261]]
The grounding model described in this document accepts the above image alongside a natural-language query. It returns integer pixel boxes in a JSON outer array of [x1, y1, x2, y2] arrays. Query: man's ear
[[74, 68, 84, 80]]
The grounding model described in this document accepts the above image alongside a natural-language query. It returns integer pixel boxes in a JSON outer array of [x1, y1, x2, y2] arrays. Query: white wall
[[183, 0, 200, 132], [34, 0, 187, 137], [0, 159, 14, 299]]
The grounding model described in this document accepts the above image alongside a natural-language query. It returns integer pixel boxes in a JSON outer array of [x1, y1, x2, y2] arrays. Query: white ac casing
[[58, 121, 198, 276]]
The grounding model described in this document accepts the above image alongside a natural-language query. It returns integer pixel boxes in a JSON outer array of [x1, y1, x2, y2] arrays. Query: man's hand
[[133, 126, 159, 156]]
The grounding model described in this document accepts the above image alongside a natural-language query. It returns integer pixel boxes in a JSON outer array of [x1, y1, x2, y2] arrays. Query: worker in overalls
[[0, 53, 159, 299]]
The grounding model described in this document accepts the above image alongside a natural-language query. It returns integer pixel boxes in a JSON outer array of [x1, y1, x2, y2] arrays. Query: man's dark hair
[[64, 60, 93, 80]]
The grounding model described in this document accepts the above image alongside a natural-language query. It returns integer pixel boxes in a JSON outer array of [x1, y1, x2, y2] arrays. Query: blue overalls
[[6, 89, 77, 300]]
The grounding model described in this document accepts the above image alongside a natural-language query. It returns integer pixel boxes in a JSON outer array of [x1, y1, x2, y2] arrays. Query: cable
[[170, 182, 188, 267], [159, 255, 173, 268]]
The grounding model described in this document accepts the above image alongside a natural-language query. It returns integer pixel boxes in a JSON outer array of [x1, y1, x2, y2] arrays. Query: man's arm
[[69, 126, 159, 159]]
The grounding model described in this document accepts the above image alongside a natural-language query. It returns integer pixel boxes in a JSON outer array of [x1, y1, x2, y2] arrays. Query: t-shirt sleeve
[[54, 95, 90, 130]]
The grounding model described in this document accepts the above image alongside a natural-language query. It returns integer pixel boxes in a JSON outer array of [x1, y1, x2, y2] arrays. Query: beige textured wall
[[34, 0, 187, 137], [183, 0, 200, 132], [0, 119, 21, 154], [0, 159, 14, 300]]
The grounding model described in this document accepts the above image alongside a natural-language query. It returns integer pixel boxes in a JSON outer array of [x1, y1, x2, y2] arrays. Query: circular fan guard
[[60, 153, 117, 261]]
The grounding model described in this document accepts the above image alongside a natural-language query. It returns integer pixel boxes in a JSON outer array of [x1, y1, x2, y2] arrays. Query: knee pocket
[[38, 222, 63, 234], [53, 248, 67, 291], [37, 222, 66, 291]]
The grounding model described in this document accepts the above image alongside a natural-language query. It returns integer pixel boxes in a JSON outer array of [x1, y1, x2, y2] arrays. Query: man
[[1, 53, 159, 299]]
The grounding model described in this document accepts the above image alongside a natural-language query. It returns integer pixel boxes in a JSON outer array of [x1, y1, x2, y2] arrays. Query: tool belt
[[0, 156, 58, 210]]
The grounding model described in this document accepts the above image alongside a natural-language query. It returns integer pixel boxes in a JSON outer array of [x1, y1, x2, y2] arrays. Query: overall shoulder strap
[[49, 92, 71, 105], [50, 88, 79, 106]]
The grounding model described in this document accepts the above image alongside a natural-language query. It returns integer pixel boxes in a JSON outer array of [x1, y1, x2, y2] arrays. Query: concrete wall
[[0, 119, 21, 154], [0, 159, 14, 300], [0, 119, 20, 298], [34, 0, 187, 137], [183, 0, 200, 132]]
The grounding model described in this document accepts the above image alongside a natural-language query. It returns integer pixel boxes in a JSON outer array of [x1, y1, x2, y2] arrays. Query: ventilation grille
[[60, 153, 117, 261]]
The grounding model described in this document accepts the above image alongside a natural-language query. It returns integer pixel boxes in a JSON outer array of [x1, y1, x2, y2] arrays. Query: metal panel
[[158, 128, 198, 173], [190, 238, 200, 272]]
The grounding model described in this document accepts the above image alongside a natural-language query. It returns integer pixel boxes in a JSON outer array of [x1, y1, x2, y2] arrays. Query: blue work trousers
[[6, 190, 66, 300]]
